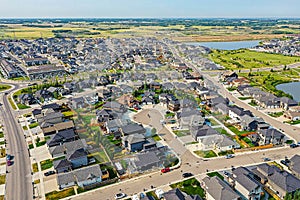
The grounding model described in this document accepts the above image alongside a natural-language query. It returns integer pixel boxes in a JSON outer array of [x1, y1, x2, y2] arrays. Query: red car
[[161, 167, 170, 173]]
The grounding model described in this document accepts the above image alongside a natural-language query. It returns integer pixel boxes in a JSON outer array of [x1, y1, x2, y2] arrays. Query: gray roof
[[122, 133, 146, 144], [121, 123, 146, 135], [57, 172, 75, 186], [203, 176, 241, 200], [135, 151, 160, 168], [54, 159, 71, 169], [268, 168, 300, 193], [73, 164, 102, 183], [232, 167, 260, 192], [66, 148, 87, 160], [289, 155, 300, 175]]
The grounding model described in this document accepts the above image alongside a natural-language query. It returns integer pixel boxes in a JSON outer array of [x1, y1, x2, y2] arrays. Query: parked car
[[290, 143, 298, 148], [7, 160, 12, 166], [44, 171, 55, 176], [182, 172, 193, 178], [263, 157, 271, 162], [226, 154, 234, 159], [132, 194, 140, 200], [114, 193, 126, 199], [6, 154, 12, 161], [161, 167, 170, 173]]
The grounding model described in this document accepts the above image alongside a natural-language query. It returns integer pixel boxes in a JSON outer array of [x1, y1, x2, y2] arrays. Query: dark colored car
[[7, 160, 12, 166], [161, 167, 170, 173], [6, 154, 12, 161], [182, 172, 193, 178], [290, 144, 298, 148], [44, 171, 55, 176]]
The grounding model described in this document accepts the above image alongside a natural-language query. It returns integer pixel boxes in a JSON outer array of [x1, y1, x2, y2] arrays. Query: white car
[[114, 193, 126, 199], [132, 194, 140, 200]]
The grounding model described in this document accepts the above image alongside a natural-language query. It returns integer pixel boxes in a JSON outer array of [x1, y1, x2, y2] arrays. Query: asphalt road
[[0, 82, 33, 200]]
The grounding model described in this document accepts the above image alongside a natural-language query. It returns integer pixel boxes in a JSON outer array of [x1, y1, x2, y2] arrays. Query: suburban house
[[284, 110, 300, 121], [42, 120, 74, 136], [163, 188, 202, 200], [35, 89, 53, 102], [57, 164, 102, 189], [288, 155, 300, 178], [66, 148, 88, 168], [177, 109, 204, 129], [53, 159, 72, 173], [130, 151, 162, 173], [203, 176, 241, 200], [96, 108, 119, 123], [18, 93, 37, 105], [240, 114, 258, 131], [49, 139, 87, 159], [103, 101, 127, 113], [104, 118, 131, 134], [47, 129, 78, 147], [231, 167, 263, 200], [70, 97, 86, 109], [280, 97, 298, 110], [119, 123, 146, 136], [257, 128, 285, 145]]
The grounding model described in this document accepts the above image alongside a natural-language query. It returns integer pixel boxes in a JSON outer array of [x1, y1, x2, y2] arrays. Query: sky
[[0, 0, 299, 18]]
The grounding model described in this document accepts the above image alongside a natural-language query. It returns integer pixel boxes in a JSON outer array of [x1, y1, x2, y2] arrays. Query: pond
[[276, 82, 300, 102], [186, 40, 260, 50]]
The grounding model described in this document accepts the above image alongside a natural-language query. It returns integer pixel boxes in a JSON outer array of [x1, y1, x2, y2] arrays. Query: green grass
[[170, 178, 205, 198], [0, 141, 5, 145], [17, 103, 30, 109], [0, 132, 4, 138], [62, 111, 74, 118], [218, 150, 234, 156], [194, 150, 217, 158], [207, 171, 224, 180], [32, 163, 39, 173], [22, 126, 28, 130], [241, 137, 255, 147], [81, 115, 95, 124], [173, 130, 190, 137], [34, 179, 40, 184], [208, 118, 219, 126], [152, 134, 161, 141], [286, 120, 300, 125], [238, 96, 252, 100], [165, 112, 175, 118], [29, 122, 39, 129], [40, 159, 53, 171], [146, 191, 159, 200], [268, 112, 284, 118], [0, 84, 11, 92], [226, 125, 253, 136], [210, 49, 300, 70], [45, 188, 75, 200], [0, 175, 5, 184], [36, 140, 47, 147], [28, 144, 34, 149], [88, 151, 109, 163], [215, 128, 232, 137], [8, 97, 17, 110]]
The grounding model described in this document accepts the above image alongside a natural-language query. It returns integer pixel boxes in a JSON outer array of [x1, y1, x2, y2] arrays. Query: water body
[[186, 40, 260, 50], [276, 82, 300, 102]]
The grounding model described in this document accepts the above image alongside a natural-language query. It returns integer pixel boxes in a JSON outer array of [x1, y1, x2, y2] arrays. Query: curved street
[[0, 82, 33, 200]]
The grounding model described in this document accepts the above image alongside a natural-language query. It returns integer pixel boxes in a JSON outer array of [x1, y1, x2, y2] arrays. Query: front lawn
[[45, 188, 75, 200], [173, 130, 190, 137], [29, 122, 39, 129], [207, 171, 224, 180], [268, 112, 283, 118], [0, 84, 11, 92], [286, 120, 300, 125], [0, 132, 3, 138], [40, 159, 53, 171], [0, 175, 5, 184], [152, 134, 161, 141], [32, 163, 39, 173], [17, 103, 31, 109], [170, 178, 205, 198], [194, 150, 217, 158]]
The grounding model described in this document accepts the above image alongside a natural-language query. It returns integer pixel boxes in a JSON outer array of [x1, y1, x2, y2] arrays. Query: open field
[[210, 49, 300, 70], [0, 22, 293, 42], [239, 69, 300, 98]]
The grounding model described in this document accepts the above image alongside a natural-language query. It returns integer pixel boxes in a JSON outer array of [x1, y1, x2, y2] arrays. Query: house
[[97, 88, 112, 100], [53, 159, 72, 173], [66, 148, 88, 168], [288, 155, 300, 178], [280, 97, 298, 110], [49, 139, 87, 158], [103, 101, 127, 113], [73, 164, 103, 188], [213, 103, 230, 115], [231, 167, 263, 200], [177, 109, 204, 129], [199, 134, 237, 152], [131, 151, 162, 172], [37, 110, 64, 127], [70, 97, 86, 109], [35, 89, 53, 102], [41, 103, 61, 112], [284, 110, 300, 121], [96, 109, 118, 123], [57, 172, 76, 189], [122, 133, 147, 152], [168, 99, 180, 112], [119, 123, 146, 136], [18, 93, 36, 105], [42, 120, 74, 136], [220, 71, 238, 82], [105, 119, 131, 134], [163, 188, 202, 200], [179, 99, 198, 109], [190, 125, 219, 141], [267, 167, 300, 198], [203, 176, 241, 200], [257, 128, 285, 145], [229, 106, 252, 121], [209, 97, 228, 107], [240, 115, 258, 131], [47, 129, 77, 147]]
